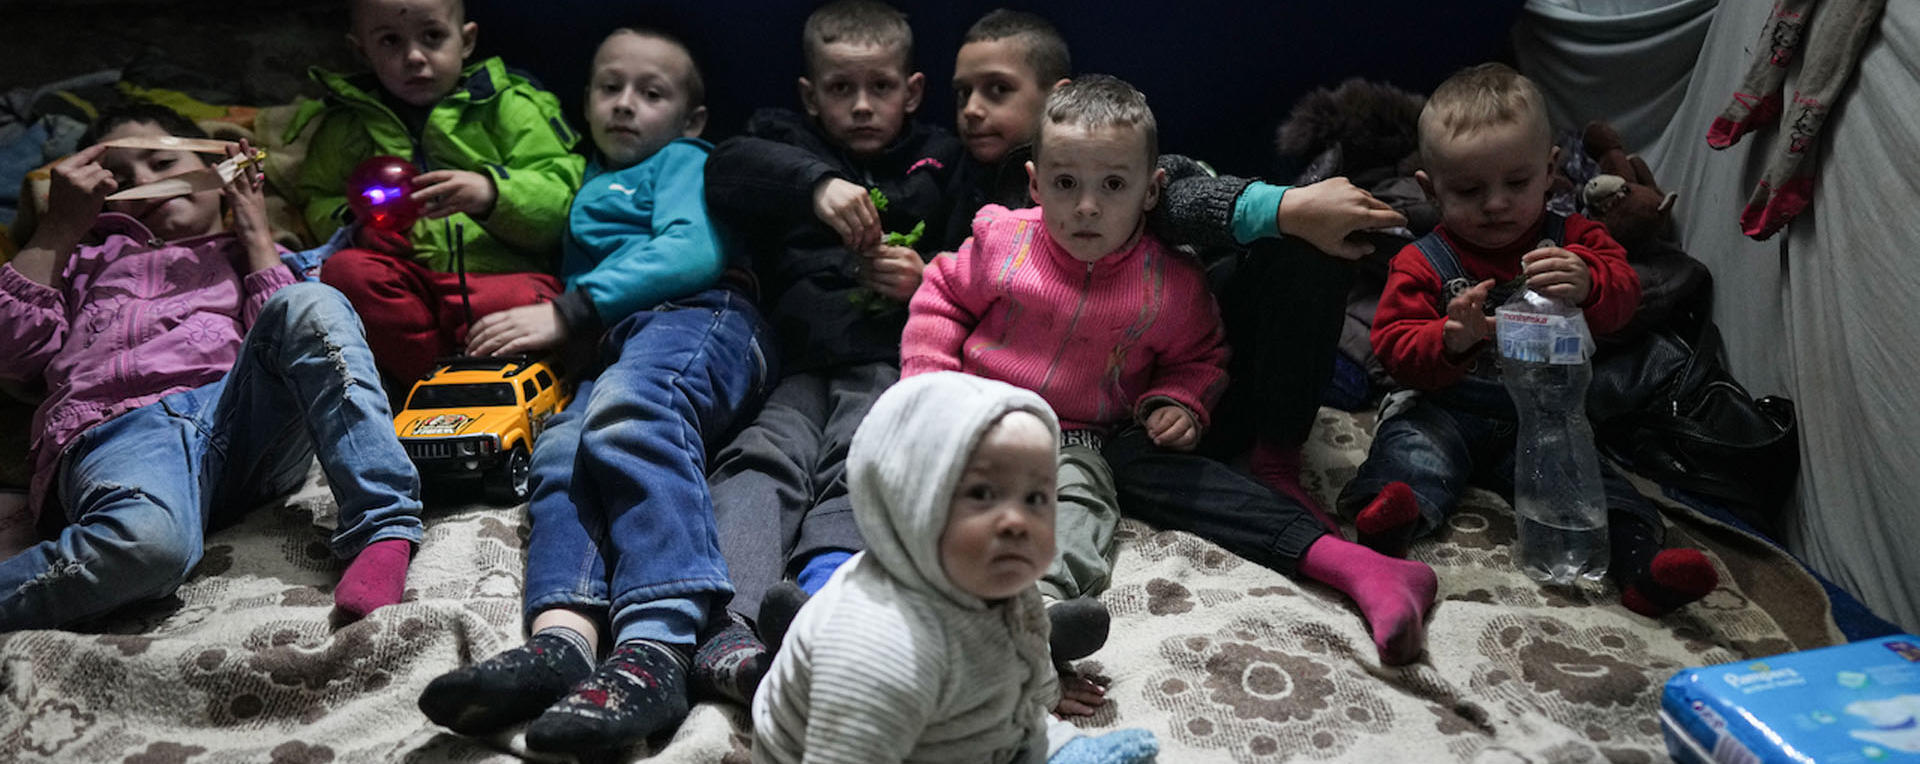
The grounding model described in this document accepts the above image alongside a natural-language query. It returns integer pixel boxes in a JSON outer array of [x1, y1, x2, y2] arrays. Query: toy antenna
[[455, 223, 476, 335]]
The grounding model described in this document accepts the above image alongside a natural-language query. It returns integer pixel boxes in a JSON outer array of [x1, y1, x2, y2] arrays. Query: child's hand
[[1442, 278, 1498, 358], [412, 169, 497, 219], [1521, 245, 1592, 304], [1145, 405, 1199, 451], [13, 143, 117, 285], [858, 244, 925, 302], [223, 139, 278, 269], [41, 143, 118, 240], [813, 177, 881, 251], [466, 303, 567, 357], [1277, 177, 1407, 260], [1054, 671, 1109, 717]]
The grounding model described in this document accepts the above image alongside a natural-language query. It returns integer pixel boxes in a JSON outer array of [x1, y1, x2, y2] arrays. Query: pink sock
[[335, 538, 413, 618], [1298, 535, 1437, 665], [1706, 91, 1783, 149], [1740, 174, 1816, 239], [1355, 482, 1420, 558], [1249, 440, 1340, 533]]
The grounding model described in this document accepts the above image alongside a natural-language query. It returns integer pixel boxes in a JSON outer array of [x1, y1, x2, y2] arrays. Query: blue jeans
[[1338, 396, 1661, 548], [523, 287, 774, 647], [0, 282, 424, 630]]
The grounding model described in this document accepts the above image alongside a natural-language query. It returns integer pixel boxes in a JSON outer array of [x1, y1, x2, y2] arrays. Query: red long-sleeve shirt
[[1372, 213, 1640, 391]]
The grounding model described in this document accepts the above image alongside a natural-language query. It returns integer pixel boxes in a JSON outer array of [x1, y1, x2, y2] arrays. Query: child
[[0, 104, 422, 629], [415, 29, 774, 753], [298, 0, 585, 384], [907, 75, 1438, 666], [1338, 63, 1719, 617], [914, 72, 1226, 619], [945, 9, 1407, 528], [703, 0, 959, 644], [752, 370, 1156, 764]]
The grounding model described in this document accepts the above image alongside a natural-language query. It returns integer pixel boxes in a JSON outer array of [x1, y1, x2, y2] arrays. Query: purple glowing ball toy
[[346, 155, 422, 232]]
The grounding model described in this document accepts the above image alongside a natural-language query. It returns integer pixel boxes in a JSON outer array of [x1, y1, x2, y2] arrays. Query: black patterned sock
[[691, 614, 770, 706], [418, 627, 593, 735], [525, 639, 692, 754]]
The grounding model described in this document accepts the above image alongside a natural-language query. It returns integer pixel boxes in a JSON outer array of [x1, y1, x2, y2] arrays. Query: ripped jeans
[[0, 282, 424, 630]]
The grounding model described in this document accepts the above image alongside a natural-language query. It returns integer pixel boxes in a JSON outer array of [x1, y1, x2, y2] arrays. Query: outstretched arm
[[1275, 177, 1407, 259], [1151, 155, 1406, 258]]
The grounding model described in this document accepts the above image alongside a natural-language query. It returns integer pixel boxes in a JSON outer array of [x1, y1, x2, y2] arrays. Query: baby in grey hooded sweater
[[751, 371, 1156, 763]]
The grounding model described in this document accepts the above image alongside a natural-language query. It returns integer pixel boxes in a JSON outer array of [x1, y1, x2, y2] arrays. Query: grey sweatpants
[[709, 361, 896, 621], [1037, 442, 1121, 602]]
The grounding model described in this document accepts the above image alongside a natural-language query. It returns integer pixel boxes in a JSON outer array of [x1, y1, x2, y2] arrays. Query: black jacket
[[706, 108, 960, 375]]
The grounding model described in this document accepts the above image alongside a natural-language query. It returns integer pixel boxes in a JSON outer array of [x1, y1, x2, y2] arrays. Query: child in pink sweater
[[906, 74, 1436, 664], [905, 74, 1222, 617], [904, 76, 1438, 666], [0, 104, 422, 629]]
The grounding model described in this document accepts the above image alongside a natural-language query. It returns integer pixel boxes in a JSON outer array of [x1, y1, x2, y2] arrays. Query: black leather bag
[[1591, 318, 1800, 535]]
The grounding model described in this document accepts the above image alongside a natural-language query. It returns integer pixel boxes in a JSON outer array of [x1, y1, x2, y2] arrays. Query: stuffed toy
[[1581, 120, 1678, 251]]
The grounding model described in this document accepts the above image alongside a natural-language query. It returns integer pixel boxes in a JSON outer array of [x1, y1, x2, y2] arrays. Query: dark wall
[[470, 0, 1524, 179]]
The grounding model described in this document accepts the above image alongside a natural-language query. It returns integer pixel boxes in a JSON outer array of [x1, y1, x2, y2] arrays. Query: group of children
[[0, 0, 1724, 759]]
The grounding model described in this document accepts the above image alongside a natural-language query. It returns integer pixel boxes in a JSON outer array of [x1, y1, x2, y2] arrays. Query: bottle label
[[1496, 308, 1592, 365]]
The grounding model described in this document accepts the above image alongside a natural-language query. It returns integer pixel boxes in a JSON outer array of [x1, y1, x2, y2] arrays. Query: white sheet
[[1515, 0, 1920, 632]]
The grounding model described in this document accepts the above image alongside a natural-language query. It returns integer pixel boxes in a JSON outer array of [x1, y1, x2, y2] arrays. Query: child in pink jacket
[[903, 77, 1437, 667], [905, 75, 1224, 621], [0, 104, 422, 630]]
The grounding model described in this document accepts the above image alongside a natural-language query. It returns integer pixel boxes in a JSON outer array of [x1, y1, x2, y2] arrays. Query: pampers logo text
[[1723, 665, 1807, 693]]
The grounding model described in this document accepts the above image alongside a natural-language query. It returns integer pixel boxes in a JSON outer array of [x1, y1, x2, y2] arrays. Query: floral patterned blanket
[[0, 408, 1839, 763]]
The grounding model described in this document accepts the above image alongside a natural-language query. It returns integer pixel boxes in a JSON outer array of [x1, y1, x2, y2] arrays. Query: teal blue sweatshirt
[[556, 138, 728, 333]]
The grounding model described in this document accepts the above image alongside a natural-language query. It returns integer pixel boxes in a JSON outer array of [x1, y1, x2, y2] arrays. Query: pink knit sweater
[[902, 205, 1228, 432]]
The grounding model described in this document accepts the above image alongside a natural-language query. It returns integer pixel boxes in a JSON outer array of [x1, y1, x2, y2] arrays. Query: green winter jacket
[[297, 57, 585, 274]]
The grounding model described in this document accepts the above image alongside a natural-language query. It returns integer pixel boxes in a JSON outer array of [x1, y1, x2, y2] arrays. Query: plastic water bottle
[[1496, 287, 1609, 584]]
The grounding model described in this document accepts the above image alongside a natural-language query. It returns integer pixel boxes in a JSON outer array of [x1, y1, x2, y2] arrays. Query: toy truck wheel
[[485, 445, 531, 504]]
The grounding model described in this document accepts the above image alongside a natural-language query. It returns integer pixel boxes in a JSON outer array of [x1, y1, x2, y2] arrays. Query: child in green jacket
[[297, 0, 585, 383]]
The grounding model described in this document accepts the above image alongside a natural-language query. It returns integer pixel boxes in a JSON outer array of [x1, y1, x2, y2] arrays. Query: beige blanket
[[0, 407, 1838, 762]]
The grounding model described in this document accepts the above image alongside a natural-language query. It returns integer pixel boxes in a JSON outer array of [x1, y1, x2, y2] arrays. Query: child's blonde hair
[[802, 0, 913, 77], [1417, 63, 1551, 166], [1035, 74, 1157, 166]]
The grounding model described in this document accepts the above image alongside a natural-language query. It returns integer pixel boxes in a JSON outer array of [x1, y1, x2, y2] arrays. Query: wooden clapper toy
[[98, 135, 267, 201]]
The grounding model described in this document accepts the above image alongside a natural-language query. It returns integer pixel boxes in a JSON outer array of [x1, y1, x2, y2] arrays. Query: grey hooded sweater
[[752, 371, 1064, 763]]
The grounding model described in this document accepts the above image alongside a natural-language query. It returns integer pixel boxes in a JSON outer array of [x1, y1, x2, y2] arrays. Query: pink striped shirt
[[902, 205, 1228, 432]]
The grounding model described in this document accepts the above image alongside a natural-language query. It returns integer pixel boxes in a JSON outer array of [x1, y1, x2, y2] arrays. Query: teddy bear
[[1581, 120, 1678, 252]]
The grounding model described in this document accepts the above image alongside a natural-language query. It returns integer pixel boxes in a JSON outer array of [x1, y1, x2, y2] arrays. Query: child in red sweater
[[905, 76, 1437, 666], [1338, 64, 1718, 617]]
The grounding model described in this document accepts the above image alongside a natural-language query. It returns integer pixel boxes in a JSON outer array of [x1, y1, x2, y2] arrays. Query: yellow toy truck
[[393, 355, 572, 504]]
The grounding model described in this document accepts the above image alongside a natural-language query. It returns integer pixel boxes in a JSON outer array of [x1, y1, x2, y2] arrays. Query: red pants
[[320, 248, 562, 383]]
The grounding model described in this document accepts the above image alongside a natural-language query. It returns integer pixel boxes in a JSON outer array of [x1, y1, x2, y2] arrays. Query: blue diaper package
[[1661, 634, 1920, 763]]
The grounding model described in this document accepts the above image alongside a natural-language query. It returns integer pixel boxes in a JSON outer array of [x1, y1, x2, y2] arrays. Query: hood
[[395, 404, 519, 439], [848, 371, 1060, 610]]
